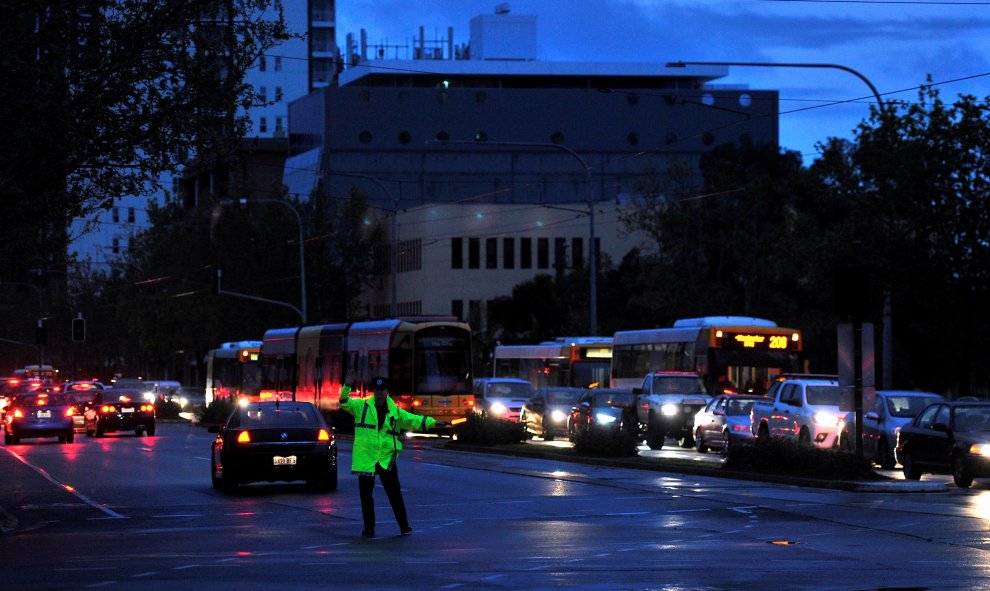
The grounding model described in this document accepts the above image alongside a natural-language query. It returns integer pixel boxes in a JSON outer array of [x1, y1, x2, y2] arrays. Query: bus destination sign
[[716, 331, 797, 351]]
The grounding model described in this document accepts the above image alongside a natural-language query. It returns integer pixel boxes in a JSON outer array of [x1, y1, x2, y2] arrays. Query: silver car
[[693, 395, 763, 454], [838, 390, 944, 468], [473, 378, 535, 422]]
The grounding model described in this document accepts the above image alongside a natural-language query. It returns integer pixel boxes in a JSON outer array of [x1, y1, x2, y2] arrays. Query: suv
[[751, 376, 842, 447], [473, 378, 535, 422], [635, 372, 711, 449]]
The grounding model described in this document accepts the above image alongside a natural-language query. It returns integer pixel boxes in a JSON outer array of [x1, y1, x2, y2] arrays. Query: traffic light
[[34, 320, 47, 346], [72, 316, 86, 343]]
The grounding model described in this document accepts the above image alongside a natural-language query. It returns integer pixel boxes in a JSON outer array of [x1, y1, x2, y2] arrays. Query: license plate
[[37, 411, 51, 418], [122, 407, 134, 413], [273, 455, 297, 466]]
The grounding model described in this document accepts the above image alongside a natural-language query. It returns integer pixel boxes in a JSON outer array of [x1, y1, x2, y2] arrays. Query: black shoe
[[361, 529, 375, 537], [400, 526, 412, 535]]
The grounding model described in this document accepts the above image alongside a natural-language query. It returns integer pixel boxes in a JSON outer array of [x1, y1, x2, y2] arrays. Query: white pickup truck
[[634, 371, 711, 450], [750, 376, 843, 447]]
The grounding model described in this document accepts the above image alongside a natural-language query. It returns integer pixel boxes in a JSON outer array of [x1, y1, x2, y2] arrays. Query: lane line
[[2, 447, 126, 519]]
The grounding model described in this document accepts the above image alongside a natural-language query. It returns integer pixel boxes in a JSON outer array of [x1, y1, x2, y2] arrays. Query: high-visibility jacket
[[338, 385, 437, 476]]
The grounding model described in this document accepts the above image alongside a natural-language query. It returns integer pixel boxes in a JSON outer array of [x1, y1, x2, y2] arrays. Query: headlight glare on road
[[661, 403, 679, 416], [551, 410, 567, 422], [596, 413, 617, 424], [813, 411, 839, 427], [489, 402, 508, 416]]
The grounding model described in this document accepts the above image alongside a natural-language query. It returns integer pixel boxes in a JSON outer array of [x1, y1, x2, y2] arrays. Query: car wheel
[[757, 423, 770, 443], [679, 432, 694, 448], [147, 423, 156, 437], [694, 428, 708, 453], [839, 431, 853, 452], [798, 429, 811, 447], [210, 455, 222, 489], [542, 418, 555, 442], [876, 437, 895, 469], [720, 430, 731, 456], [135, 428, 144, 437], [646, 413, 664, 450], [901, 450, 922, 480], [65, 430, 74, 444], [95, 421, 105, 437], [4, 431, 11, 445], [219, 461, 238, 493], [952, 455, 974, 489], [85, 422, 95, 437], [58, 434, 66, 443]]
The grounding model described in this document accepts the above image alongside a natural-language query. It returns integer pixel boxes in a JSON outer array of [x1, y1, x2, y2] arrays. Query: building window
[[112, 208, 119, 223], [520, 238, 532, 269], [398, 238, 421, 272], [485, 237, 497, 269], [275, 117, 284, 133], [451, 237, 462, 269], [259, 117, 267, 133], [127, 207, 135, 224], [259, 55, 266, 72], [259, 86, 267, 102], [112, 238, 120, 254], [537, 238, 549, 269], [554, 237, 567, 270], [451, 299, 464, 321], [468, 300, 482, 327], [503, 237, 514, 269], [468, 237, 480, 269], [274, 56, 282, 72], [572, 237, 584, 268], [275, 86, 283, 102]]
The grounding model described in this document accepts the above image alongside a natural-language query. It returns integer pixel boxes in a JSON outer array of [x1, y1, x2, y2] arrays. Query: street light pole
[[221, 198, 307, 324], [321, 172, 398, 318], [429, 139, 598, 336]]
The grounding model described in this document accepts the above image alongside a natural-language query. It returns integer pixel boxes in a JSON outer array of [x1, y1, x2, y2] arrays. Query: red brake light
[[101, 405, 115, 413], [464, 399, 475, 407], [65, 407, 76, 417], [237, 431, 251, 444], [12, 409, 24, 419], [317, 429, 331, 442], [140, 404, 154, 412]]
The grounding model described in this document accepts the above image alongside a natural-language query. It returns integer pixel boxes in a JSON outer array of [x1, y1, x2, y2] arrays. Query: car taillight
[[65, 407, 76, 417], [140, 404, 154, 412], [317, 429, 331, 442], [12, 409, 24, 419], [101, 405, 115, 413], [237, 431, 251, 444], [464, 399, 475, 407]]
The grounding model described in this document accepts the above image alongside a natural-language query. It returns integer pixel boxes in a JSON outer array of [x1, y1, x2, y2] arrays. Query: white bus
[[494, 337, 612, 389]]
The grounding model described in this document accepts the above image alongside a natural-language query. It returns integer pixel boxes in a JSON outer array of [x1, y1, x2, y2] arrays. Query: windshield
[[592, 391, 636, 407], [651, 376, 707, 395], [806, 386, 840, 406], [885, 395, 941, 418], [546, 389, 583, 405], [726, 398, 757, 416], [415, 331, 471, 394], [20, 393, 69, 406], [954, 406, 990, 432], [232, 404, 320, 428], [486, 382, 534, 399]]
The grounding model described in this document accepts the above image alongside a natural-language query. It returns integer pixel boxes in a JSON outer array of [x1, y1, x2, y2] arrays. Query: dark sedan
[[84, 388, 156, 437], [567, 389, 638, 439], [897, 401, 990, 488], [4, 391, 76, 444], [209, 401, 338, 493], [520, 387, 585, 441]]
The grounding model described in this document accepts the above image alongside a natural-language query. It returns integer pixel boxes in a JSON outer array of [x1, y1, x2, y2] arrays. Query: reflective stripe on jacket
[[339, 385, 437, 475]]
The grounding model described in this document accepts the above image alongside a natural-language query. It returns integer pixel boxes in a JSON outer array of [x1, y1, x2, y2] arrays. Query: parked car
[[3, 391, 76, 444], [208, 400, 338, 493], [567, 388, 638, 439], [520, 387, 585, 441], [837, 390, 944, 468], [751, 376, 842, 448], [473, 378, 535, 422], [897, 400, 990, 488], [693, 395, 764, 454], [634, 371, 712, 449], [84, 388, 156, 437]]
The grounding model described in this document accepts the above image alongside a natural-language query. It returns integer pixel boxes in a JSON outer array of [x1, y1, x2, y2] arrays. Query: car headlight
[[143, 391, 155, 402], [813, 411, 839, 427], [969, 443, 990, 457], [177, 397, 188, 408], [596, 413, 617, 424], [661, 403, 679, 416], [551, 410, 567, 422], [489, 402, 508, 416]]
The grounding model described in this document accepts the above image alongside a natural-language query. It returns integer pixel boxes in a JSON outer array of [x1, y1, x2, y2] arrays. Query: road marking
[[2, 447, 125, 519], [173, 564, 201, 570], [131, 572, 158, 578], [85, 583, 116, 589], [605, 511, 649, 516], [668, 508, 710, 513], [152, 514, 203, 518]]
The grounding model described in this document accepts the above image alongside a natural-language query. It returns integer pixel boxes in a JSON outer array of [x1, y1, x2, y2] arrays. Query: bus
[[610, 317, 803, 395], [261, 319, 476, 431], [204, 341, 263, 405], [494, 337, 613, 389]]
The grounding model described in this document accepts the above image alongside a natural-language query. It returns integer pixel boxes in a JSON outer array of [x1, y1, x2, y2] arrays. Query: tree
[[0, 1, 289, 283]]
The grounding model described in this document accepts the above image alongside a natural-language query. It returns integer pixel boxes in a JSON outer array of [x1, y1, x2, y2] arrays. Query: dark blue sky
[[338, 0, 990, 163]]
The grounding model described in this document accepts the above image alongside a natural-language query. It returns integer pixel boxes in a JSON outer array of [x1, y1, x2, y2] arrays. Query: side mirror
[[713, 409, 725, 416]]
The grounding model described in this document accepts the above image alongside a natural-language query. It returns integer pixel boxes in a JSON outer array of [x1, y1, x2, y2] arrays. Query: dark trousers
[[358, 462, 409, 532]]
